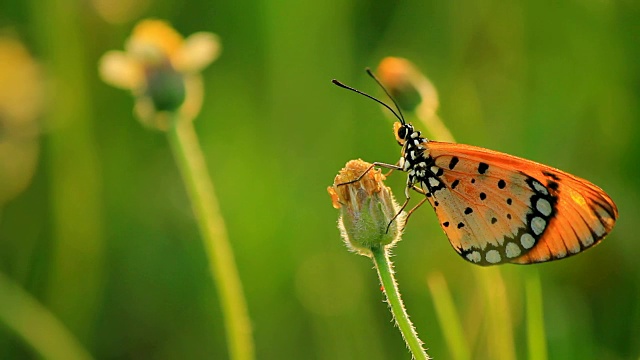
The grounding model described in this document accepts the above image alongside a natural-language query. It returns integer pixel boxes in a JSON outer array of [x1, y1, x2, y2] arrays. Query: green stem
[[526, 271, 548, 360], [34, 0, 104, 342], [0, 272, 94, 360], [167, 118, 254, 360], [427, 273, 470, 360], [371, 246, 429, 360]]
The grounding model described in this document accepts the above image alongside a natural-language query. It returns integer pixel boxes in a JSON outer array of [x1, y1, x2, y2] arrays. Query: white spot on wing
[[532, 180, 549, 195], [486, 250, 501, 264], [531, 217, 546, 235], [520, 233, 535, 249], [428, 177, 440, 188], [430, 166, 439, 174], [505, 242, 521, 258], [466, 251, 481, 263], [536, 198, 552, 216]]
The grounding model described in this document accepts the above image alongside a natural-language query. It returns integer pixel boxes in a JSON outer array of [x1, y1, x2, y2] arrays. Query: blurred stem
[[526, 271, 548, 360], [477, 268, 516, 360], [0, 272, 93, 360], [33, 0, 103, 343], [167, 116, 254, 360], [371, 246, 429, 360], [415, 109, 455, 143], [427, 273, 470, 360]]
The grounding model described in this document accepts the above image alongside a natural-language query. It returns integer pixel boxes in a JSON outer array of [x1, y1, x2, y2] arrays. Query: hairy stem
[[371, 246, 429, 360]]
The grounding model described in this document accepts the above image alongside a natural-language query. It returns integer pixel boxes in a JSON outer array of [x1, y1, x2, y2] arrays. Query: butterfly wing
[[421, 141, 617, 266]]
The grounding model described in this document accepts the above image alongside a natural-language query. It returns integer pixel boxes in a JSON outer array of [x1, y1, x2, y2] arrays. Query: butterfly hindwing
[[422, 141, 617, 265]]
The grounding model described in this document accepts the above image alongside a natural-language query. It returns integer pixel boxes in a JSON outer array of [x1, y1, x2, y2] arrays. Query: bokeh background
[[1, 0, 639, 359]]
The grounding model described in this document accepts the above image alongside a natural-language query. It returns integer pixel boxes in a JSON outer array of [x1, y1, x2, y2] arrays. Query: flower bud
[[144, 62, 186, 112], [328, 159, 404, 256], [378, 57, 454, 142], [377, 57, 439, 115]]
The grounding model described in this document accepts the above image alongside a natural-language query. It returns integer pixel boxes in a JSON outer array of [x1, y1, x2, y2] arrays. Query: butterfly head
[[393, 121, 424, 145], [393, 121, 410, 144]]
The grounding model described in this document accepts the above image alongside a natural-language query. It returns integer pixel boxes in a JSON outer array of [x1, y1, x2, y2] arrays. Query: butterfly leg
[[382, 161, 400, 177], [385, 179, 417, 233], [403, 198, 429, 228], [337, 162, 403, 186], [386, 194, 411, 233], [393, 185, 430, 229]]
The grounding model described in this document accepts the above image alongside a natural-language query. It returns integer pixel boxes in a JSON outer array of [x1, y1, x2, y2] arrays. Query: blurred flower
[[328, 159, 404, 256], [377, 57, 454, 142], [99, 19, 221, 130], [0, 35, 44, 205], [377, 57, 438, 114], [91, 0, 151, 25]]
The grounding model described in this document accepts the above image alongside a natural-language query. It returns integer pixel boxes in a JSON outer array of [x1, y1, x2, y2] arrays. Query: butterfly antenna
[[332, 79, 403, 122], [365, 68, 406, 125]]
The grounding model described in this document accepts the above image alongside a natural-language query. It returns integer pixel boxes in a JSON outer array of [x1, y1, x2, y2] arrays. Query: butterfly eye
[[397, 126, 407, 140]]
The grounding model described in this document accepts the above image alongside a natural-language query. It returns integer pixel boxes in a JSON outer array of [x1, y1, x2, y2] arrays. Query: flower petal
[[173, 32, 221, 73], [99, 50, 143, 90], [126, 19, 183, 62]]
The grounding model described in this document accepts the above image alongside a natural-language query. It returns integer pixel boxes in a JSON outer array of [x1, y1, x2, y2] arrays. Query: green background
[[1, 0, 639, 359]]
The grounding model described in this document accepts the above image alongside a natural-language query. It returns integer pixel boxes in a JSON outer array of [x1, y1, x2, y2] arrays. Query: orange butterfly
[[333, 72, 618, 266]]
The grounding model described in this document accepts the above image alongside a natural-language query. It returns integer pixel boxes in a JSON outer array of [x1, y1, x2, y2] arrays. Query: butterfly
[[332, 71, 618, 266]]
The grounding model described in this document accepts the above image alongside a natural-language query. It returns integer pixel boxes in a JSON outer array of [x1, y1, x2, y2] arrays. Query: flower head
[[99, 19, 220, 130], [328, 159, 404, 256]]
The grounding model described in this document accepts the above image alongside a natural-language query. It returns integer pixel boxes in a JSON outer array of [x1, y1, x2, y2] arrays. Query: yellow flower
[[0, 35, 44, 205], [328, 159, 404, 256], [99, 19, 221, 130]]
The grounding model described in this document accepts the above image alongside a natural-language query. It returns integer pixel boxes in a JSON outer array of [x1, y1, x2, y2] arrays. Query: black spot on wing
[[498, 179, 506, 189], [451, 179, 460, 189], [542, 170, 561, 181], [464, 207, 473, 215], [547, 180, 559, 191], [479, 192, 486, 200], [478, 162, 489, 174], [449, 156, 459, 170]]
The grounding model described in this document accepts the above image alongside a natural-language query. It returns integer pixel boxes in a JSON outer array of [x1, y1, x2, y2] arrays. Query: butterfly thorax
[[395, 123, 443, 194]]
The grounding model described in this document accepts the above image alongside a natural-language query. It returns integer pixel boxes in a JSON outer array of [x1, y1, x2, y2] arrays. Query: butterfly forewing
[[423, 141, 617, 265]]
